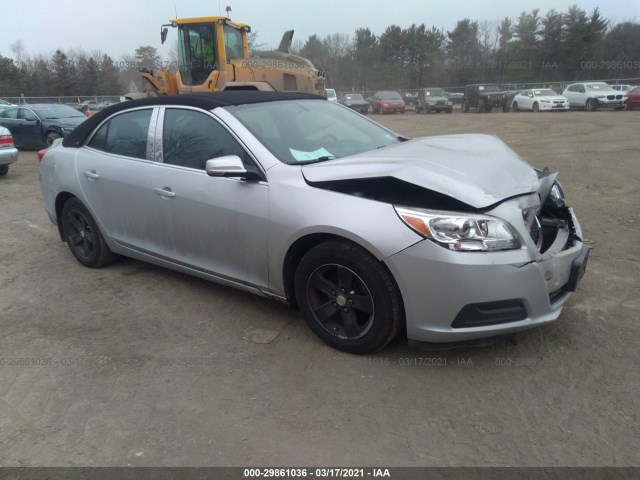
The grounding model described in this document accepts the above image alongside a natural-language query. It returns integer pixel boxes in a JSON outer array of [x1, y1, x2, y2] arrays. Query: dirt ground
[[0, 109, 638, 467]]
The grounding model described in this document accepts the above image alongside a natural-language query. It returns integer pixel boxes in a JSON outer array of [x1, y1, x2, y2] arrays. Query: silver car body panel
[[39, 100, 587, 345], [301, 135, 539, 209]]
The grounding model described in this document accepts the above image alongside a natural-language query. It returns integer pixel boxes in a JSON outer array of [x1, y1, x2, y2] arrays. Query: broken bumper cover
[[384, 211, 587, 343]]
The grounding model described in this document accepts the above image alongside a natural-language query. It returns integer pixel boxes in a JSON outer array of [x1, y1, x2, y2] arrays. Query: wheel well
[[54, 192, 76, 240], [282, 233, 405, 322]]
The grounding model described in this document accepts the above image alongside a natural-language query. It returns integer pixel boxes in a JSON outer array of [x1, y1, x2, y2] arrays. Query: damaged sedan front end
[[300, 134, 588, 345]]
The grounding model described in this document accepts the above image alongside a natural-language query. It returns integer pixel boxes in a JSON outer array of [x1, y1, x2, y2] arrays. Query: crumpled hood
[[302, 134, 540, 209]]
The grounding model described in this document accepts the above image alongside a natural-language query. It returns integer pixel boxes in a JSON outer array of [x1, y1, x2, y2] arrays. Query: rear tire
[[294, 240, 402, 354], [61, 198, 118, 268], [0, 165, 8, 176], [513, 102, 519, 112], [463, 101, 469, 113]]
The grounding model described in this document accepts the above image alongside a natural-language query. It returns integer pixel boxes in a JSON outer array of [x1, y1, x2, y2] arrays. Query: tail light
[[38, 148, 47, 164], [0, 133, 14, 148]]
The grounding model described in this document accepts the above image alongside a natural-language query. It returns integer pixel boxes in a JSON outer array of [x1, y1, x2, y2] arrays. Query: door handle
[[153, 187, 176, 198], [82, 170, 100, 180]]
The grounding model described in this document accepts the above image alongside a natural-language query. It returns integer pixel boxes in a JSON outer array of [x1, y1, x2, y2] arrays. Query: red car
[[626, 86, 640, 110], [370, 91, 406, 114]]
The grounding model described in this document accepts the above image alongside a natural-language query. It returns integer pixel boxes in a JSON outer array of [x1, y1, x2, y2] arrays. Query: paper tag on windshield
[[289, 147, 334, 162]]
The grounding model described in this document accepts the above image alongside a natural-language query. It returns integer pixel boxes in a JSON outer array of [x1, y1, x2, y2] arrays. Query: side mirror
[[161, 27, 168, 44], [205, 155, 247, 177]]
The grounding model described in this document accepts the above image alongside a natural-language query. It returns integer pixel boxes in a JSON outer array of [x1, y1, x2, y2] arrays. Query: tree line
[[292, 5, 640, 91], [0, 42, 165, 98], [2, 4, 639, 98]]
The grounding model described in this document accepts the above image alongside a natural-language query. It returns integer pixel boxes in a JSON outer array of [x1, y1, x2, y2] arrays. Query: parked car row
[[337, 81, 638, 115]]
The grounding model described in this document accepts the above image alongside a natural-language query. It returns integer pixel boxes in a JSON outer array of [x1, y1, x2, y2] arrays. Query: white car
[[512, 89, 569, 112], [563, 82, 627, 111], [325, 89, 338, 102]]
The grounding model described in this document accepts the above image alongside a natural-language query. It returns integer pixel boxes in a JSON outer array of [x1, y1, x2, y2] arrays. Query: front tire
[[477, 99, 485, 113], [532, 102, 539, 112], [46, 131, 61, 147], [294, 240, 402, 354], [586, 98, 597, 111], [513, 102, 519, 112], [61, 198, 118, 268]]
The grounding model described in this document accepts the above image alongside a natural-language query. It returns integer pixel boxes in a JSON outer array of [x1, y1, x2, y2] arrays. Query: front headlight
[[394, 207, 521, 252]]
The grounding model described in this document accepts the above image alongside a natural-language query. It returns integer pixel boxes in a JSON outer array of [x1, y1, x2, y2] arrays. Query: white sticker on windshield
[[289, 147, 334, 162]]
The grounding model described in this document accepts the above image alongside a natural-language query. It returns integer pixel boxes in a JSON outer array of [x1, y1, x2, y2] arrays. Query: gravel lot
[[0, 109, 638, 467]]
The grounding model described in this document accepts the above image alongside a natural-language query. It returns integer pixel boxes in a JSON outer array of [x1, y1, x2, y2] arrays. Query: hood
[[48, 117, 86, 129], [301, 134, 539, 209], [538, 96, 568, 102]]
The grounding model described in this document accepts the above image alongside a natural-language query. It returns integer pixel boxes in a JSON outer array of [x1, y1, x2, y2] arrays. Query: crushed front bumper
[[385, 205, 587, 343]]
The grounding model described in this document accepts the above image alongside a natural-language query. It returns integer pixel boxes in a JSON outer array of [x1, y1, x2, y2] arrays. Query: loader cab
[[163, 17, 251, 88]]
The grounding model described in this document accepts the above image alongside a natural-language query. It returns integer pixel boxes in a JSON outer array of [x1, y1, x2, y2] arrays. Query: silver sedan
[[0, 126, 19, 176], [39, 92, 589, 353]]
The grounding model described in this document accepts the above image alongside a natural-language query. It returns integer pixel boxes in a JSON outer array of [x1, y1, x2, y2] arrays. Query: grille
[[436, 100, 445, 106], [607, 95, 615, 100], [616, 94, 623, 100]]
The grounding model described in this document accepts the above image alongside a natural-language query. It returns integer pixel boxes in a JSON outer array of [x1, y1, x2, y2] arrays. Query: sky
[[1, 0, 639, 61]]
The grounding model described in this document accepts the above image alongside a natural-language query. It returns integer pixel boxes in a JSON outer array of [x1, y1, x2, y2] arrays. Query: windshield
[[478, 85, 501, 92], [586, 83, 611, 91], [379, 92, 402, 100], [228, 100, 400, 165], [533, 89, 558, 97], [425, 89, 445, 96], [344, 94, 364, 101], [32, 105, 86, 119]]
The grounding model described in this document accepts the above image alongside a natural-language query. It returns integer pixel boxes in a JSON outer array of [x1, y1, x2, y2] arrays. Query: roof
[[63, 91, 324, 148]]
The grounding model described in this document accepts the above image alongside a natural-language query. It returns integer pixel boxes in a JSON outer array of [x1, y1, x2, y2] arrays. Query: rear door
[[76, 107, 158, 251], [149, 107, 269, 287]]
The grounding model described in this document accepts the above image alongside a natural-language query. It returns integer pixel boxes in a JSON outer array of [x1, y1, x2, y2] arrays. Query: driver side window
[[162, 108, 258, 174]]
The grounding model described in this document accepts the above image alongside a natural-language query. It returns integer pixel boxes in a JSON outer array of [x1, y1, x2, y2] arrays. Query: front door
[[149, 107, 269, 288]]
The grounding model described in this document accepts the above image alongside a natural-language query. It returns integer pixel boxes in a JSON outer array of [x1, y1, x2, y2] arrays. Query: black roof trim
[[63, 91, 324, 148]]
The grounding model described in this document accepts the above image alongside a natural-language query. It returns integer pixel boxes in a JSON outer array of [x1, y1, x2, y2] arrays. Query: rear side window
[[0, 108, 19, 119], [87, 109, 152, 159], [162, 108, 252, 171]]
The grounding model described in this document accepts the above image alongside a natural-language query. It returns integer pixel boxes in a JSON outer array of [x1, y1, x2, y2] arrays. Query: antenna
[[219, 0, 221, 16], [174, 1, 177, 17]]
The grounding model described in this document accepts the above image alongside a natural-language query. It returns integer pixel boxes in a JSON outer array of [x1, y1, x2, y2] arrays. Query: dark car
[[340, 93, 369, 114], [400, 91, 417, 108], [370, 91, 406, 114], [463, 84, 509, 113], [444, 92, 464, 105], [0, 104, 87, 148]]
